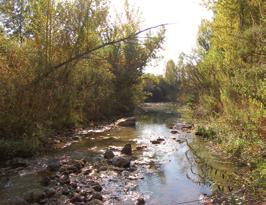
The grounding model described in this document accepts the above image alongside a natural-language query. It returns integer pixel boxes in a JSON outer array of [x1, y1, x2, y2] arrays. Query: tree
[[0, 0, 166, 159], [0, 0, 31, 43], [179, 0, 265, 171], [165, 59, 177, 85]]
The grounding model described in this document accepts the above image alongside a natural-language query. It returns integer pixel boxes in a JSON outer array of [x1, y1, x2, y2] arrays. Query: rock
[[59, 160, 84, 174], [104, 149, 115, 159], [9, 197, 29, 205], [59, 174, 70, 184], [112, 156, 131, 168], [121, 143, 132, 155], [47, 159, 61, 171], [115, 117, 136, 127], [45, 188, 56, 197], [87, 199, 103, 205], [92, 184, 102, 192], [151, 140, 160, 144], [7, 158, 29, 168], [149, 161, 155, 167], [70, 182, 78, 189], [175, 122, 193, 130], [170, 130, 179, 134], [136, 145, 147, 151], [91, 192, 103, 201], [62, 187, 70, 195], [59, 165, 77, 174], [72, 136, 80, 140], [151, 138, 164, 144], [88, 181, 102, 192], [169, 125, 174, 129], [176, 139, 183, 143], [82, 168, 92, 175], [136, 146, 142, 150], [182, 123, 193, 129], [98, 166, 107, 172], [57, 195, 70, 203], [71, 159, 85, 169], [128, 165, 137, 172], [70, 193, 82, 203], [136, 197, 145, 205], [23, 189, 45, 203], [40, 176, 50, 186]]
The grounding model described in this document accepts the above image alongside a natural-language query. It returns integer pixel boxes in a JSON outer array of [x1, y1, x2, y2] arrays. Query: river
[[0, 103, 240, 205]]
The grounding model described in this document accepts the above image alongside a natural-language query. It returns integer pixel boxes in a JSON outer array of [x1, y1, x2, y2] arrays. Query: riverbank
[[0, 122, 115, 161], [177, 105, 265, 204]]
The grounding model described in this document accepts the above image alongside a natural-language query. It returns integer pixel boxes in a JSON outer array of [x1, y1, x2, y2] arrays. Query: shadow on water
[[0, 103, 241, 205]]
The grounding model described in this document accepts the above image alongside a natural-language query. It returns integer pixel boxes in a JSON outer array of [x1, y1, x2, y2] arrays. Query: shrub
[[195, 126, 216, 139]]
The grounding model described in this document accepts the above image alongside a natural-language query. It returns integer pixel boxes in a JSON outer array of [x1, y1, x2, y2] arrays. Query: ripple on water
[[0, 103, 242, 205]]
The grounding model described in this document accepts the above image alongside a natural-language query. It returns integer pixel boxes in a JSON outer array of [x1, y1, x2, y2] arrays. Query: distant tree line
[[142, 58, 181, 102]]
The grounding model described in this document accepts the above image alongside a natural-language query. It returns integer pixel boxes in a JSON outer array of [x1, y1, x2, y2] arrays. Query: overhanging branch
[[33, 24, 167, 85]]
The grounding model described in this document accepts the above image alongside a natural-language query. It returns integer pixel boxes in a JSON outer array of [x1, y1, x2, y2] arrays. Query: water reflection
[[135, 112, 212, 204], [0, 103, 239, 205]]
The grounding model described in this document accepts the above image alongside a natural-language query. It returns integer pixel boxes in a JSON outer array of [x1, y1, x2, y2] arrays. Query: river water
[[0, 103, 239, 205]]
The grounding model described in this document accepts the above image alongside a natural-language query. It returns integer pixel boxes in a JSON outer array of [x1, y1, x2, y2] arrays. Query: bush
[[195, 126, 216, 139], [0, 138, 40, 160]]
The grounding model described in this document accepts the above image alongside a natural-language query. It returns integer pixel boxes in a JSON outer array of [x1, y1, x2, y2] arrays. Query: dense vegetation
[[0, 0, 264, 193], [142, 59, 180, 102], [0, 0, 165, 159], [176, 0, 265, 191]]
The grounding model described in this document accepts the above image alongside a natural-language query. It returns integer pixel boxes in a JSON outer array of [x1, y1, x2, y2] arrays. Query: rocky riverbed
[[0, 103, 250, 205]]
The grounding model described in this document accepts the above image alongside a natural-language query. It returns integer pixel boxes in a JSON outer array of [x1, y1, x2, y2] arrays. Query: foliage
[[195, 126, 216, 139], [142, 59, 181, 102], [0, 0, 165, 159], [177, 0, 265, 192]]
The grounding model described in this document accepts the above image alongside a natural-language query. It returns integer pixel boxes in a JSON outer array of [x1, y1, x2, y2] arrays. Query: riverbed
[[0, 103, 241, 205]]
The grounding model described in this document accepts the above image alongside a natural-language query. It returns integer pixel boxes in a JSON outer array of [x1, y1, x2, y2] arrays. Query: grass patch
[[0, 138, 41, 160], [195, 126, 216, 139]]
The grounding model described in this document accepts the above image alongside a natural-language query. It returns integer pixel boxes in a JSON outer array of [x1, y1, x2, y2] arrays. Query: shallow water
[[0, 103, 239, 205]]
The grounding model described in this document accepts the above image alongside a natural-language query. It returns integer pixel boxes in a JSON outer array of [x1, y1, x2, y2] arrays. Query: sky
[[110, 0, 213, 75]]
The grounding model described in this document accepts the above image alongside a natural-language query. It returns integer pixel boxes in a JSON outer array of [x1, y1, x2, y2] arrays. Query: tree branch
[[33, 23, 167, 85]]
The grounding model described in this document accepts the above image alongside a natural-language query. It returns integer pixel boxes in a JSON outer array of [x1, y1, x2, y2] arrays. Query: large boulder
[[104, 149, 115, 159], [115, 117, 136, 127], [121, 143, 132, 155], [112, 156, 131, 168]]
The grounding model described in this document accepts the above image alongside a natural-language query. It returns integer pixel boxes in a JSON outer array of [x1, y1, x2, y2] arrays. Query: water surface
[[0, 103, 238, 205]]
